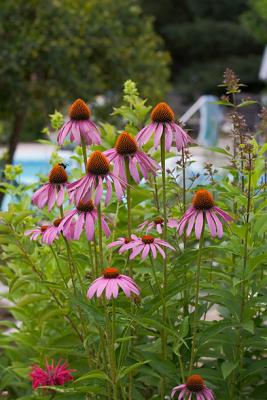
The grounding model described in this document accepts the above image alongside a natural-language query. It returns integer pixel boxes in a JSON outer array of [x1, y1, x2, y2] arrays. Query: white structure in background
[[180, 95, 222, 146], [259, 46, 267, 81]]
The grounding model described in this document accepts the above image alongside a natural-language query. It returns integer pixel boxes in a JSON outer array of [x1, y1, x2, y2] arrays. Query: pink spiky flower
[[176, 189, 233, 240], [87, 267, 140, 300], [117, 234, 175, 259], [57, 99, 101, 146], [136, 102, 191, 151], [32, 163, 68, 211], [171, 374, 215, 400], [30, 359, 74, 390], [58, 199, 110, 241], [104, 131, 159, 183], [139, 216, 179, 235], [107, 236, 132, 251], [25, 218, 74, 245], [68, 151, 126, 206]]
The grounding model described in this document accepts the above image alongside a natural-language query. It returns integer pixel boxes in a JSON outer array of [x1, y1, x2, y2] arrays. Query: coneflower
[[58, 199, 110, 241], [136, 102, 191, 151], [87, 267, 140, 300], [171, 374, 215, 400], [68, 151, 126, 206], [32, 164, 68, 211], [104, 131, 159, 182], [176, 189, 233, 239], [57, 99, 101, 146]]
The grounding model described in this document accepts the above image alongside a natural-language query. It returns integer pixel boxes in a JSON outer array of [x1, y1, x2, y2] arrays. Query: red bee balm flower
[[136, 102, 191, 151], [32, 164, 68, 211], [171, 374, 215, 400], [176, 189, 233, 239], [57, 99, 101, 146], [30, 360, 74, 389]]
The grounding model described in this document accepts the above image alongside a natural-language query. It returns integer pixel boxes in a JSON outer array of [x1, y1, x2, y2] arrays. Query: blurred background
[[1, 0, 267, 205]]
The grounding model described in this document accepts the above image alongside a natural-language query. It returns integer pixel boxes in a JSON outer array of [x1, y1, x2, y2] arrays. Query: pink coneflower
[[139, 216, 179, 234], [171, 374, 215, 400], [25, 218, 74, 245], [68, 151, 126, 206], [58, 199, 110, 241], [104, 131, 159, 183], [32, 164, 68, 211], [57, 99, 101, 146], [107, 236, 132, 251], [118, 234, 175, 259], [30, 359, 74, 389], [136, 102, 191, 151], [25, 225, 50, 242], [176, 189, 233, 239], [87, 267, 140, 300]]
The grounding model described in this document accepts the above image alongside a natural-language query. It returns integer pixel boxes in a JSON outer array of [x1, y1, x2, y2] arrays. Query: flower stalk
[[189, 219, 205, 373]]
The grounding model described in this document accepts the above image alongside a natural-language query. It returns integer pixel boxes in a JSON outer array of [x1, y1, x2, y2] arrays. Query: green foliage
[[242, 0, 267, 43], [0, 0, 170, 141], [0, 78, 267, 400], [141, 0, 263, 97]]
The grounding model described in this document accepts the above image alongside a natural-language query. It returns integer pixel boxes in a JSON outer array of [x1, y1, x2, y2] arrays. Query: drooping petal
[[206, 210, 217, 237], [195, 211, 204, 239]]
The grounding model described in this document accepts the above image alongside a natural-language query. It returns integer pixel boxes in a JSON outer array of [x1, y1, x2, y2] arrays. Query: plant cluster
[[0, 75, 266, 400]]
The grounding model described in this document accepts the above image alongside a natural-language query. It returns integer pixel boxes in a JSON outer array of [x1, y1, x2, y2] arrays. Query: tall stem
[[111, 301, 118, 399], [50, 245, 68, 289], [125, 158, 134, 399], [97, 203, 104, 270], [160, 129, 167, 398], [81, 139, 95, 275], [125, 159, 132, 277], [189, 219, 205, 373], [181, 147, 189, 318]]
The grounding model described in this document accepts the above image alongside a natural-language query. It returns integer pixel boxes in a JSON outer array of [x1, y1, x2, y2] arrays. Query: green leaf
[[221, 361, 238, 379], [75, 370, 110, 383], [118, 361, 150, 380]]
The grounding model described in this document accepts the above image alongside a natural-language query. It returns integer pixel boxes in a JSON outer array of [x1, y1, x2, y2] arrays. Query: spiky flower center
[[41, 225, 49, 232], [142, 235, 154, 244], [86, 151, 110, 176], [68, 98, 91, 120], [186, 375, 204, 392], [102, 267, 120, 279], [53, 218, 63, 227], [76, 200, 94, 213], [124, 237, 132, 244], [154, 217, 164, 225], [49, 164, 68, 184], [192, 189, 215, 210], [115, 131, 138, 155], [151, 102, 174, 123]]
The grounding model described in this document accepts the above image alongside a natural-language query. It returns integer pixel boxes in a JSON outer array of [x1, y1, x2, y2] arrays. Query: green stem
[[111, 301, 118, 399], [50, 245, 68, 289], [125, 159, 132, 277], [181, 147, 189, 318], [97, 203, 104, 269], [81, 138, 88, 171], [160, 129, 167, 398], [108, 202, 120, 265], [81, 139, 95, 276], [125, 158, 134, 399], [93, 234, 99, 276], [189, 219, 205, 373], [11, 227, 84, 343]]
